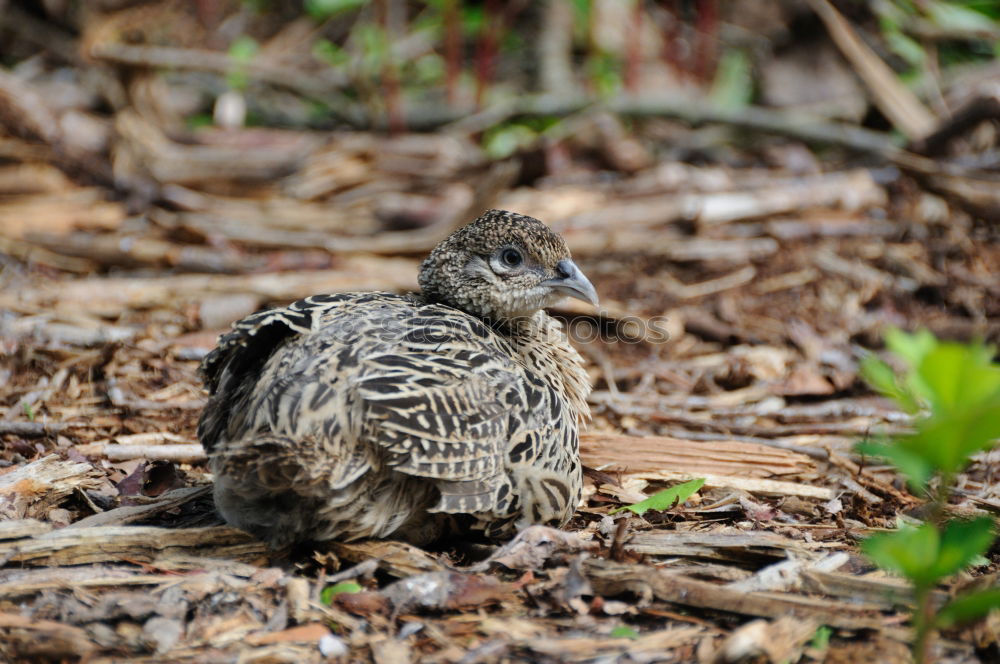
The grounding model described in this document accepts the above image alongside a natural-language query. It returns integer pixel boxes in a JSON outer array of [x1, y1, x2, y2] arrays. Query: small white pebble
[[600, 600, 632, 615], [319, 634, 348, 658], [214, 90, 246, 128]]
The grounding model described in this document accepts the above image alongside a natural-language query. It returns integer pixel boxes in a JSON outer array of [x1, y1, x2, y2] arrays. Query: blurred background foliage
[[5, 0, 997, 149]]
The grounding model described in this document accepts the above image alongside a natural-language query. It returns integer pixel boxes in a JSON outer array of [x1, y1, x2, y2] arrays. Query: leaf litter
[[1, 2, 1000, 662]]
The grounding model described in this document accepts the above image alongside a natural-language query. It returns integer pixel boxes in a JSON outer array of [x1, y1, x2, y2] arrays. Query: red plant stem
[[194, 0, 224, 31], [376, 0, 405, 133], [658, 0, 685, 81], [475, 0, 500, 107], [912, 585, 935, 664], [693, 0, 718, 83], [443, 0, 462, 106], [624, 0, 644, 93]]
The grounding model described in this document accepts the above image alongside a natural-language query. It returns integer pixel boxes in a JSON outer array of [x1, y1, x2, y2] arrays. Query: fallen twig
[[807, 0, 936, 140], [74, 443, 206, 463], [0, 421, 69, 437]]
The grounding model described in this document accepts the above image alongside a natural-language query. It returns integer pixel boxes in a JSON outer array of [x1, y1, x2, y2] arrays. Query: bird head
[[419, 209, 598, 321]]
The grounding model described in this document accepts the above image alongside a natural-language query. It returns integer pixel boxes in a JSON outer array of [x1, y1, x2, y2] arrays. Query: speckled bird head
[[419, 209, 598, 321]]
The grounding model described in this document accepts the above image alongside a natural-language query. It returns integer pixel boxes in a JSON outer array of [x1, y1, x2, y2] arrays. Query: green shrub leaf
[[305, 0, 365, 20], [856, 440, 935, 491], [320, 580, 363, 605], [710, 49, 753, 110], [927, 2, 999, 34], [862, 518, 995, 590], [861, 331, 1000, 487], [610, 478, 706, 516], [918, 342, 1000, 417], [861, 524, 941, 588], [860, 354, 920, 413], [884, 328, 938, 370], [610, 625, 639, 640], [930, 517, 996, 580], [860, 329, 1000, 653], [936, 589, 1000, 628], [809, 625, 832, 651]]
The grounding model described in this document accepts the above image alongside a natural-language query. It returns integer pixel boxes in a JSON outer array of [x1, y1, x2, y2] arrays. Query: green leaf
[[585, 51, 622, 98], [483, 124, 537, 159], [930, 517, 996, 580], [885, 28, 926, 68], [312, 39, 349, 68], [863, 518, 996, 589], [859, 354, 920, 413], [356, 23, 389, 72], [865, 332, 1000, 485], [884, 327, 938, 370], [861, 523, 942, 588], [809, 625, 832, 651], [969, 553, 991, 567], [856, 440, 935, 491], [901, 404, 1000, 478], [610, 478, 705, 516], [917, 342, 1000, 417], [320, 580, 362, 605], [927, 1, 998, 33], [241, 0, 271, 12], [305, 0, 366, 20], [610, 625, 639, 640], [226, 36, 258, 90], [228, 35, 258, 63], [710, 49, 753, 110], [186, 113, 214, 129], [936, 588, 1000, 628], [412, 53, 445, 86], [22, 401, 34, 422]]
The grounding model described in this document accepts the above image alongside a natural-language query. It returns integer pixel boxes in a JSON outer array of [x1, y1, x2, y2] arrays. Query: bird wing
[[354, 345, 521, 515], [203, 295, 525, 517], [197, 293, 358, 452]]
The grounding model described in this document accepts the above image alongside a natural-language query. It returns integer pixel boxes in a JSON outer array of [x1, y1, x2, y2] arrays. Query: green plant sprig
[[858, 328, 1000, 663], [611, 478, 705, 517]]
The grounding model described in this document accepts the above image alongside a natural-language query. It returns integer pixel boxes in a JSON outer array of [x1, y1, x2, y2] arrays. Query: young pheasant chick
[[198, 209, 598, 547]]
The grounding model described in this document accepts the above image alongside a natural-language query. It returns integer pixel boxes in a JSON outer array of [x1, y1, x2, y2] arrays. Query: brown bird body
[[197, 210, 597, 547]]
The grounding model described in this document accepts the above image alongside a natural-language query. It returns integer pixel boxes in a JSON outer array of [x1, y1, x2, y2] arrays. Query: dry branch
[[634, 471, 833, 500], [114, 111, 324, 185], [76, 443, 206, 463], [0, 420, 69, 437], [0, 519, 53, 541], [0, 189, 124, 239], [69, 487, 210, 529], [580, 433, 816, 481], [0, 525, 268, 567], [0, 568, 170, 600], [585, 559, 901, 631], [11, 257, 420, 319], [557, 170, 886, 229], [87, 42, 360, 124], [564, 233, 779, 262], [425, 96, 903, 156], [521, 626, 705, 661], [625, 530, 814, 562], [23, 231, 258, 273], [1, 315, 137, 347], [324, 540, 447, 579], [807, 0, 936, 140]]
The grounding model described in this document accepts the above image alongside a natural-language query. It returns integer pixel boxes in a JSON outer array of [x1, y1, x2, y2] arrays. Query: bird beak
[[543, 259, 599, 307]]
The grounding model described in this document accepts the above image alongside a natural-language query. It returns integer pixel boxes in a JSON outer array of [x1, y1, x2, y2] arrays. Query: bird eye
[[500, 248, 523, 268]]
